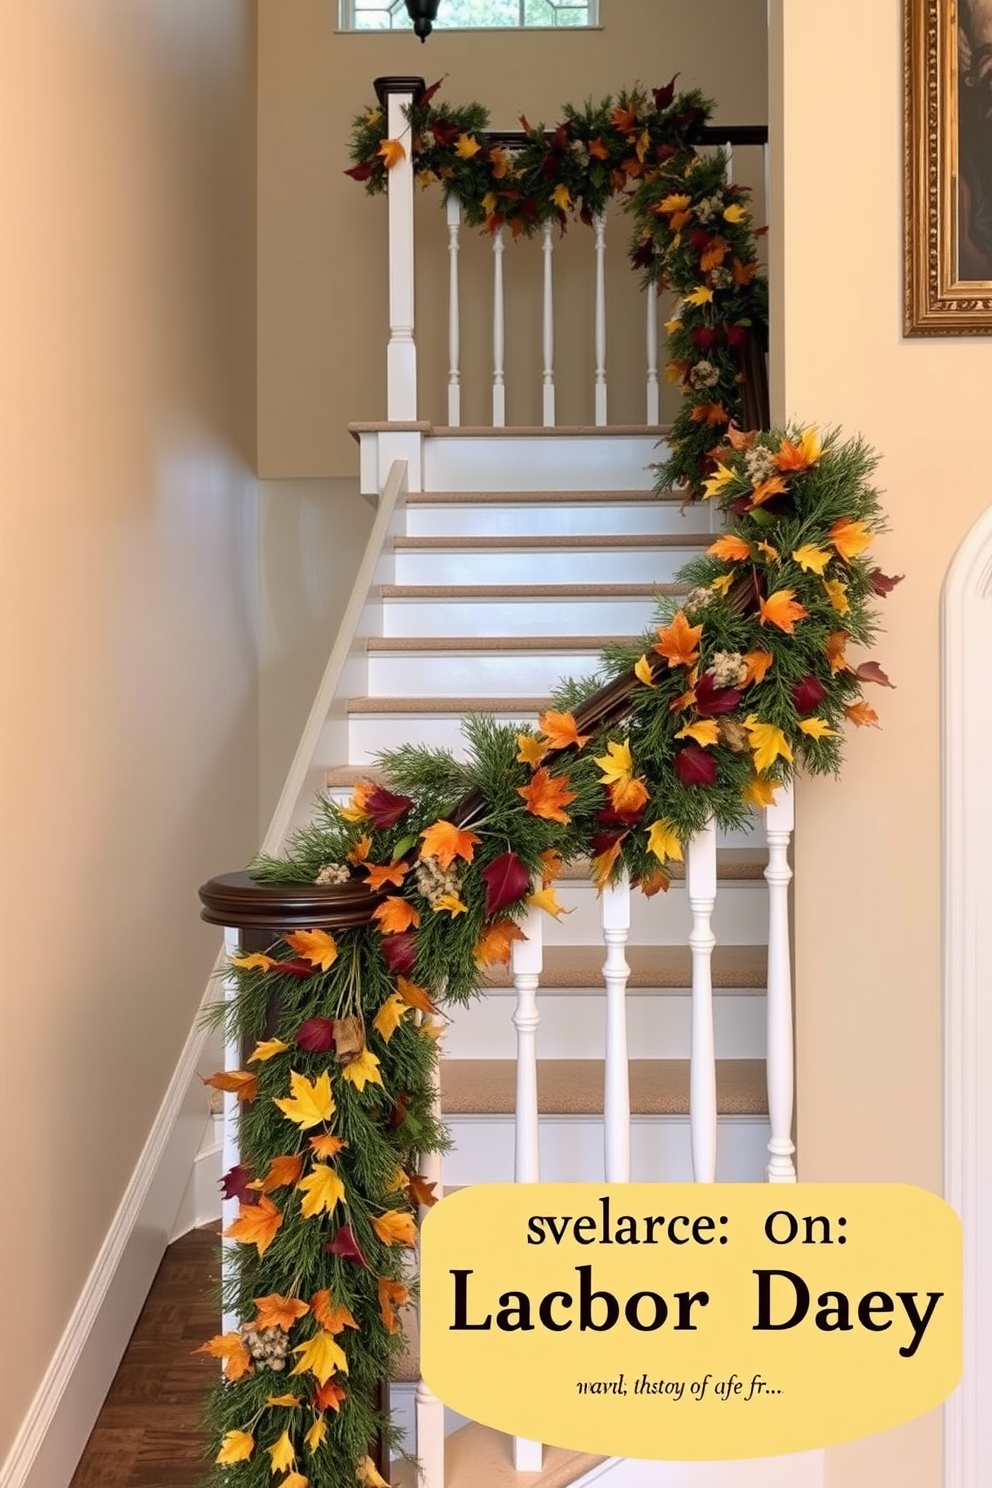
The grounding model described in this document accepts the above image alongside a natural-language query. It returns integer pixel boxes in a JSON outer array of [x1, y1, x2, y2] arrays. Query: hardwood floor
[[69, 1227, 220, 1488]]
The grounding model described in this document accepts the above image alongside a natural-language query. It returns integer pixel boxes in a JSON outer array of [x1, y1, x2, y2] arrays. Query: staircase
[[316, 427, 779, 1484]]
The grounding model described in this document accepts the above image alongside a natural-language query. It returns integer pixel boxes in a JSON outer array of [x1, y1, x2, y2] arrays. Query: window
[[341, 0, 598, 31]]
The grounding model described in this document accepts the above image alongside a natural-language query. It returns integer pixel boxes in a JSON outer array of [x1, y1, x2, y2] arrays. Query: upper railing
[[373, 76, 769, 429]]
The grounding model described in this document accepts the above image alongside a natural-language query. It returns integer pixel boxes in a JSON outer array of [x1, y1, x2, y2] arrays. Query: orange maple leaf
[[829, 517, 873, 561], [538, 710, 590, 750], [377, 138, 406, 170], [224, 1195, 283, 1258], [517, 767, 577, 824], [539, 849, 563, 885], [347, 834, 372, 865], [338, 782, 373, 823], [731, 256, 759, 285], [749, 475, 789, 508], [395, 975, 438, 1014], [725, 424, 757, 452], [700, 237, 729, 272], [611, 103, 638, 133], [408, 1173, 438, 1208], [378, 1278, 411, 1335], [707, 535, 751, 562], [741, 650, 774, 686], [419, 819, 481, 870], [314, 1379, 347, 1412], [372, 1210, 418, 1248], [591, 837, 624, 890], [654, 610, 704, 669], [473, 919, 527, 967], [283, 928, 338, 972], [203, 1070, 258, 1103], [250, 1153, 304, 1193], [759, 589, 809, 634], [310, 1133, 347, 1160], [371, 896, 420, 934], [609, 776, 650, 815], [825, 630, 851, 674], [669, 685, 697, 712], [311, 1290, 359, 1333], [689, 402, 730, 426], [634, 867, 671, 897], [196, 1331, 253, 1381], [844, 701, 880, 728], [774, 426, 822, 471], [588, 136, 610, 159], [252, 1294, 310, 1333], [364, 860, 409, 892]]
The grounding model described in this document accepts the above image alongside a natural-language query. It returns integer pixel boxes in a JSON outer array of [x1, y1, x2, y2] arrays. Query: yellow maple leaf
[[281, 1474, 310, 1488], [702, 461, 737, 499], [311, 1290, 359, 1333], [291, 1329, 349, 1384], [743, 715, 793, 774], [743, 775, 777, 809], [845, 700, 880, 728], [829, 517, 873, 561], [419, 819, 481, 869], [797, 717, 839, 739], [252, 1294, 310, 1332], [645, 818, 684, 863], [685, 284, 714, 306], [371, 896, 420, 934], [305, 1416, 328, 1453], [230, 952, 276, 972], [481, 190, 498, 215], [723, 202, 748, 223], [432, 892, 468, 916], [283, 928, 338, 972], [373, 993, 408, 1043], [538, 709, 590, 750], [371, 1209, 419, 1248], [197, 1331, 253, 1380], [357, 1456, 391, 1488], [759, 588, 809, 634], [338, 783, 373, 823], [528, 884, 570, 919], [297, 1163, 346, 1220], [266, 1393, 302, 1407], [517, 767, 577, 824], [473, 919, 527, 967], [791, 544, 832, 575], [341, 1048, 384, 1092], [268, 1429, 297, 1475], [710, 572, 734, 596], [223, 1195, 284, 1258], [455, 132, 481, 158], [377, 138, 406, 169], [654, 610, 703, 668], [823, 578, 850, 614], [250, 1153, 305, 1193], [385, 1166, 409, 1193], [551, 182, 572, 212], [658, 192, 692, 213], [741, 650, 774, 686], [594, 738, 633, 785], [591, 837, 624, 890], [633, 653, 656, 687], [347, 834, 372, 864], [247, 1038, 290, 1064], [274, 1070, 336, 1130], [675, 719, 721, 747], [216, 1429, 254, 1464], [516, 732, 549, 767], [708, 534, 751, 561], [756, 540, 780, 562]]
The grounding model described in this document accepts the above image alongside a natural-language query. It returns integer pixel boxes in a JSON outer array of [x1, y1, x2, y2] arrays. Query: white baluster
[[602, 871, 632, 1182], [645, 287, 659, 426], [385, 88, 417, 421], [492, 226, 506, 427], [511, 905, 543, 1472], [764, 782, 797, 1182], [446, 196, 461, 427], [221, 927, 241, 1335], [686, 819, 718, 1183], [415, 1014, 446, 1488], [724, 142, 734, 186], [541, 221, 555, 426], [593, 212, 608, 426]]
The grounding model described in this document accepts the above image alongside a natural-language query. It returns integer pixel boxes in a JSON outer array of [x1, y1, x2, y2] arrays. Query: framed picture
[[905, 0, 992, 334]]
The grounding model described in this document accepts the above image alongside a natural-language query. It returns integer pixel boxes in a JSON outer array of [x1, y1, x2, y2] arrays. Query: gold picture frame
[[905, 0, 992, 333]]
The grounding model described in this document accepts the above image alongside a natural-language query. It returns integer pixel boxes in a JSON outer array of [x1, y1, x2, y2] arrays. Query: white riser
[[382, 595, 662, 637], [394, 546, 705, 585], [442, 1115, 770, 1186], [422, 435, 662, 493], [544, 878, 767, 947], [349, 710, 540, 756], [367, 649, 606, 696], [405, 500, 693, 539], [445, 992, 766, 1061]]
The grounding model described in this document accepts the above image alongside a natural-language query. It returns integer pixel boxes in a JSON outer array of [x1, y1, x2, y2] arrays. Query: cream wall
[[257, 0, 769, 476], [771, 1, 989, 1484], [0, 0, 258, 1463]]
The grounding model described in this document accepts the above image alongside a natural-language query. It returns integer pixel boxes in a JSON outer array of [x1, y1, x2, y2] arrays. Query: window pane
[[344, 0, 594, 29]]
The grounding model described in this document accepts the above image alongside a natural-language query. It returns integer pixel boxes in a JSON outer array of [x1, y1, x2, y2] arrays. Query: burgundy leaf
[[388, 1090, 410, 1129], [364, 785, 414, 830], [791, 675, 826, 714], [655, 143, 679, 163], [430, 118, 460, 148], [673, 106, 705, 133], [272, 958, 316, 979], [695, 672, 742, 716], [591, 827, 627, 856], [856, 661, 895, 688], [596, 802, 645, 827], [344, 160, 374, 182], [220, 1164, 257, 1205], [323, 1224, 369, 1268], [630, 238, 654, 268], [295, 1016, 336, 1053], [417, 76, 444, 106], [724, 323, 749, 350], [652, 74, 680, 111], [674, 744, 718, 787], [688, 229, 712, 251], [869, 568, 904, 597], [381, 931, 417, 975], [691, 327, 720, 350], [580, 206, 595, 229], [480, 851, 531, 917]]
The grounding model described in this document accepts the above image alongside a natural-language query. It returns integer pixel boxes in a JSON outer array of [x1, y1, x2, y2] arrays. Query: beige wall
[[0, 0, 258, 1461], [771, 1, 989, 1482], [257, 0, 768, 476]]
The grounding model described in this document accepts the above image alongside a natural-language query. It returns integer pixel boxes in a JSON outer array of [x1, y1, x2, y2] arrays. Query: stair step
[[365, 634, 635, 652], [440, 1058, 767, 1116], [380, 582, 682, 599], [481, 943, 766, 990], [404, 487, 676, 504], [390, 1421, 604, 1488], [347, 694, 549, 715], [393, 533, 709, 551], [393, 538, 706, 586], [430, 423, 671, 438]]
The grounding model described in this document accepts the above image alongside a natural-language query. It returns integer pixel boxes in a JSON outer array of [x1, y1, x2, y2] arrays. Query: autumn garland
[[198, 424, 900, 1488], [346, 78, 768, 498]]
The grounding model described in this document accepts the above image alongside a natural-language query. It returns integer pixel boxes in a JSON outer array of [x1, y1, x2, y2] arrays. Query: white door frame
[[942, 506, 992, 1488]]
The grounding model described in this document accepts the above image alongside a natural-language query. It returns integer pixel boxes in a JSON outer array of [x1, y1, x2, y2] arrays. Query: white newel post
[[446, 196, 461, 426], [593, 211, 608, 426], [415, 1015, 446, 1488], [601, 872, 632, 1182], [645, 288, 660, 425], [384, 85, 417, 421], [221, 926, 241, 1336], [686, 819, 718, 1183], [541, 220, 556, 426], [492, 225, 506, 426], [510, 904, 544, 1473], [764, 781, 797, 1182]]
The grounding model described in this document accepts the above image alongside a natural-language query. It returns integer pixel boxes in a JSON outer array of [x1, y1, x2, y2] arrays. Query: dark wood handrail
[[484, 124, 768, 149]]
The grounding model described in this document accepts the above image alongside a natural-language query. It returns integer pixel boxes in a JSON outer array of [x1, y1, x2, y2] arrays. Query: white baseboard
[[0, 980, 221, 1488], [575, 1449, 825, 1488], [170, 1123, 223, 1240]]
